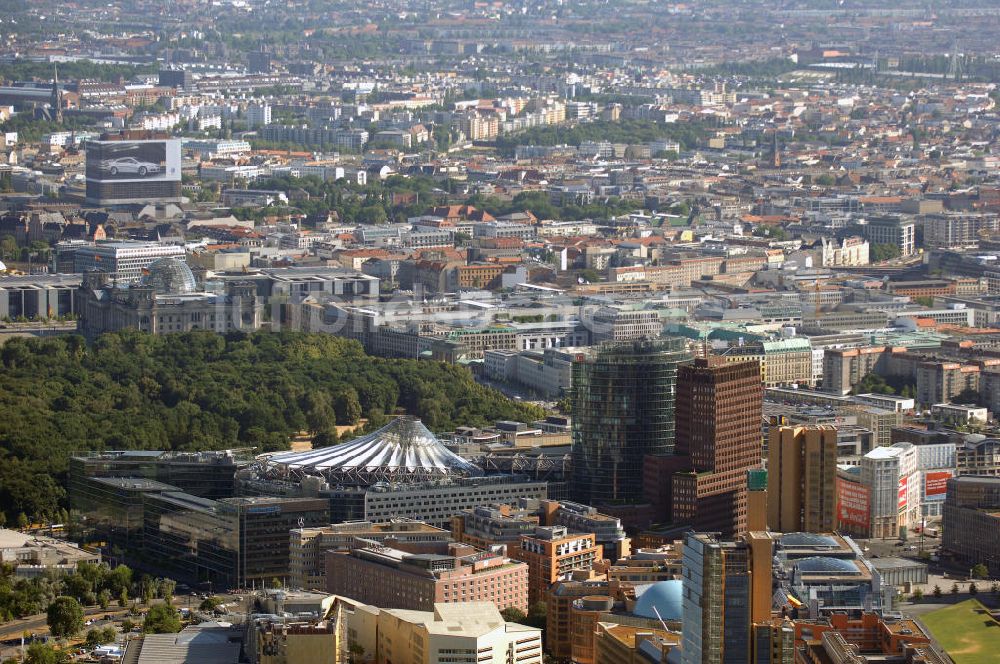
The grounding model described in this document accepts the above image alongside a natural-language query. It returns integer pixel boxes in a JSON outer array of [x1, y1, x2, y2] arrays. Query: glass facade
[[142, 491, 240, 589], [70, 453, 329, 588], [682, 534, 753, 664], [69, 450, 249, 501], [722, 548, 750, 664], [69, 476, 179, 563], [571, 337, 692, 506]]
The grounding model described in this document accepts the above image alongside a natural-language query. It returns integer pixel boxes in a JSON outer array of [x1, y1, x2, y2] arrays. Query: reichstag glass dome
[[142, 257, 198, 294]]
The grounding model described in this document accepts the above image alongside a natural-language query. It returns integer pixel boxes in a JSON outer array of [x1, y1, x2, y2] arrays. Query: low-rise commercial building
[[354, 601, 542, 664], [0, 528, 100, 578], [289, 520, 452, 590], [325, 541, 529, 613]]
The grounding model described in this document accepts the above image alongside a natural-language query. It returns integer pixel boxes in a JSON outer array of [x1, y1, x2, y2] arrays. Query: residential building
[[915, 360, 980, 408], [452, 505, 538, 550], [547, 501, 630, 561], [606, 545, 683, 584], [594, 623, 680, 664], [923, 213, 1000, 249], [863, 216, 915, 257], [512, 525, 602, 605], [184, 139, 252, 158], [245, 103, 272, 128], [547, 578, 610, 660]]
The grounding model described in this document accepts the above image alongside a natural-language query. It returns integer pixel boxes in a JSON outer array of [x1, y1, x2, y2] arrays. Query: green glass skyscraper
[[570, 337, 692, 507]]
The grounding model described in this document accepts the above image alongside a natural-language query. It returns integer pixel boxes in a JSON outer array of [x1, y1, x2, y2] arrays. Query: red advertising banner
[[924, 470, 953, 501], [837, 478, 870, 534], [898, 474, 908, 510]]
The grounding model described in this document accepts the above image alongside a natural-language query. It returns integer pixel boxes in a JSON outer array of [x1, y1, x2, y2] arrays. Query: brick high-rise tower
[[670, 357, 764, 536]]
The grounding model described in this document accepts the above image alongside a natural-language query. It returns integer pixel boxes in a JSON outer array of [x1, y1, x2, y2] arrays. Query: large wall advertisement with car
[[85, 140, 181, 183]]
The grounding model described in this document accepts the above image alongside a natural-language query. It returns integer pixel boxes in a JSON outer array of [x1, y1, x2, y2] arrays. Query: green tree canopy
[[0, 331, 543, 522], [852, 373, 894, 396], [23, 642, 68, 664], [46, 596, 84, 637], [143, 604, 182, 634], [871, 243, 902, 262]]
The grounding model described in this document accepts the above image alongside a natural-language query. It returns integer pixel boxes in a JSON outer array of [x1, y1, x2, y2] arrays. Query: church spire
[[51, 63, 63, 124]]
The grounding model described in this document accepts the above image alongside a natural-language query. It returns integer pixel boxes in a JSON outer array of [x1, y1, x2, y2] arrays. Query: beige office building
[[767, 426, 838, 533], [351, 601, 542, 664]]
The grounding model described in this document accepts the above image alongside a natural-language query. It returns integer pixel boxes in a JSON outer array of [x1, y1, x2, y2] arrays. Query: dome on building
[[794, 556, 861, 575], [142, 257, 197, 294], [780, 533, 840, 549], [262, 417, 483, 486], [632, 580, 683, 621]]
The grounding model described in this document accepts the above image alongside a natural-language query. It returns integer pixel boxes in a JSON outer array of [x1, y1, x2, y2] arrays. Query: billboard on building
[[924, 470, 953, 501], [836, 478, 870, 535], [898, 474, 908, 510], [85, 140, 181, 183]]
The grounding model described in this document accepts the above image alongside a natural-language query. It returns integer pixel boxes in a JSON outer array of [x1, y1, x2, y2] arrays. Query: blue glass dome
[[142, 257, 197, 294], [780, 533, 840, 548], [633, 580, 683, 621], [795, 556, 860, 575]]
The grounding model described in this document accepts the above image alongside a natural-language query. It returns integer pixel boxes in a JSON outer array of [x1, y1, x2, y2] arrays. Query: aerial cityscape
[[2, 0, 1000, 663]]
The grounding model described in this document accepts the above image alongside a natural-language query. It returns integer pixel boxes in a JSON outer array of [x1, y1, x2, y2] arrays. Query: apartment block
[[512, 526, 602, 605]]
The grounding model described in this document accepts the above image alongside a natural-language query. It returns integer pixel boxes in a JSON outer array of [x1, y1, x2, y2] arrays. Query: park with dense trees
[[494, 119, 709, 154], [0, 330, 544, 523]]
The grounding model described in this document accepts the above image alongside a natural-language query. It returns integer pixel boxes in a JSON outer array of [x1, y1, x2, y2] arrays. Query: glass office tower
[[570, 337, 691, 506]]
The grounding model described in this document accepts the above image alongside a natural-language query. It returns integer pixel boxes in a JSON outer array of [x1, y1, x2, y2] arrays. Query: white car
[[100, 157, 160, 177]]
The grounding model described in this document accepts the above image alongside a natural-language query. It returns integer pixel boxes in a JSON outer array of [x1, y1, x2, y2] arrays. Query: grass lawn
[[922, 599, 1000, 664]]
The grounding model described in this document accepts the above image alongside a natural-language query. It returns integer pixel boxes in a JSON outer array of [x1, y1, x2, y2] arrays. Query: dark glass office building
[[570, 337, 692, 507], [69, 476, 180, 562], [142, 494, 329, 589], [69, 450, 326, 588], [69, 450, 250, 501]]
